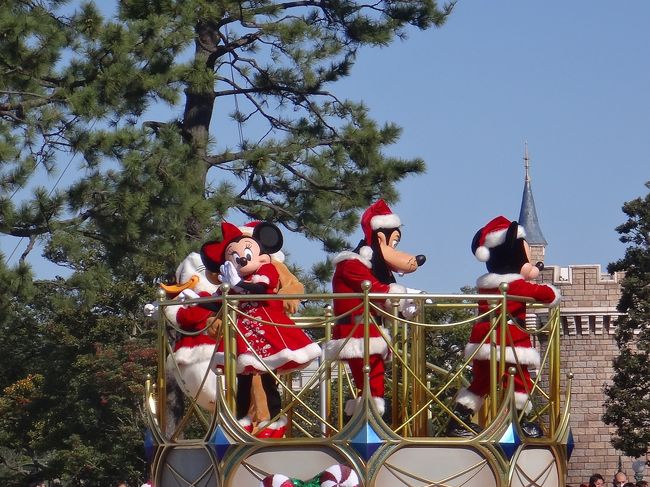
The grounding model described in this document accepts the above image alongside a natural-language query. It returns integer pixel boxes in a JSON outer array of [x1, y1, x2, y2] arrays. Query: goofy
[[325, 199, 426, 416]]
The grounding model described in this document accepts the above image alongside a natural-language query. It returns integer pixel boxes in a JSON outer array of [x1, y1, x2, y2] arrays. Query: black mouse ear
[[471, 228, 482, 256], [505, 221, 520, 250], [253, 222, 283, 254]]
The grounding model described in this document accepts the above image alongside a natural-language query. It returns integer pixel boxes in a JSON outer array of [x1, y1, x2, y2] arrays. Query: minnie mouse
[[325, 199, 426, 416], [200, 221, 321, 437], [447, 215, 561, 438]]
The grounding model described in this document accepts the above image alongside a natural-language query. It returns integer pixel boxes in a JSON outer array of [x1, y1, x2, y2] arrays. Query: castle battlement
[[537, 263, 623, 310]]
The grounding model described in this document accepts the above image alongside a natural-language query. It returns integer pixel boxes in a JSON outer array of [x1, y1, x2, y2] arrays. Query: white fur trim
[[476, 272, 523, 289], [388, 283, 407, 294], [238, 415, 252, 427], [345, 397, 363, 416], [370, 213, 401, 230], [483, 225, 526, 249], [547, 284, 562, 307], [162, 302, 181, 325], [464, 343, 540, 368], [372, 396, 386, 415], [456, 388, 483, 412], [514, 392, 533, 414], [170, 344, 215, 366], [475, 246, 490, 262], [324, 333, 390, 360], [358, 245, 373, 261], [258, 415, 288, 430], [332, 250, 372, 268], [236, 342, 321, 374], [250, 274, 270, 285]]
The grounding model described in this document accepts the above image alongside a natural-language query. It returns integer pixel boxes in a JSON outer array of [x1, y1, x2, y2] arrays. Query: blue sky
[[313, 0, 650, 292], [4, 1, 649, 294]]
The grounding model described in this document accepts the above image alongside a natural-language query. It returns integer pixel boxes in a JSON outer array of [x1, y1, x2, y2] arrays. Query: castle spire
[[518, 142, 547, 247]]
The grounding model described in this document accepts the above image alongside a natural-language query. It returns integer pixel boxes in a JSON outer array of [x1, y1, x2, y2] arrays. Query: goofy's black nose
[[416, 255, 426, 266], [535, 261, 545, 272]]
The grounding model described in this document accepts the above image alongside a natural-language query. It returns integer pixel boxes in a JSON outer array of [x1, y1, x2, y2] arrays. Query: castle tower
[[518, 149, 630, 484], [517, 143, 547, 264]]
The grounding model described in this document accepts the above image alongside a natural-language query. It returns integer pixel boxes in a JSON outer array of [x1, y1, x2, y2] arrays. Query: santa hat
[[360, 199, 401, 245], [472, 215, 526, 262], [200, 221, 243, 272], [239, 221, 261, 237]]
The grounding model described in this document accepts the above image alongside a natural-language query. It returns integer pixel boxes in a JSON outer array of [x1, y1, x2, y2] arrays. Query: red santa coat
[[172, 291, 218, 364], [213, 262, 321, 375], [464, 272, 561, 367], [325, 250, 404, 360], [456, 272, 561, 412]]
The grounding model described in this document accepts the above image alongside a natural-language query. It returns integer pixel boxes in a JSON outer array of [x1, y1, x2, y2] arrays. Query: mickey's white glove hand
[[219, 261, 242, 287]]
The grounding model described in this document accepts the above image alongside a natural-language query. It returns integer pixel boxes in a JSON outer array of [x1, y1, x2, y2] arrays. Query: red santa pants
[[347, 355, 385, 398], [467, 359, 533, 407]]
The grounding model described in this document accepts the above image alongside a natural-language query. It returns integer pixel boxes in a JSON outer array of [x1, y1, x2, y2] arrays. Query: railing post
[[411, 301, 427, 436], [220, 284, 236, 412], [156, 288, 167, 434], [323, 305, 332, 436], [390, 296, 400, 428], [549, 306, 561, 436]]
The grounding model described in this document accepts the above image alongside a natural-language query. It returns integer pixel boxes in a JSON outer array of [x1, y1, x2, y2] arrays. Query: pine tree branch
[[204, 138, 336, 166], [1, 212, 92, 238]]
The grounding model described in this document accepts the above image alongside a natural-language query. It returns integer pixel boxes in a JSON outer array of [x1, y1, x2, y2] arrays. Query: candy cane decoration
[[259, 464, 360, 487]]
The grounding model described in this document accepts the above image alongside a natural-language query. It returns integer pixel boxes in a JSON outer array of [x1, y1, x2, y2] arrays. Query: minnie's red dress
[[214, 262, 321, 375]]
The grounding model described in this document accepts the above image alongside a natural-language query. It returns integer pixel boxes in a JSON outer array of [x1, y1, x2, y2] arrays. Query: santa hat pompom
[[471, 215, 525, 262], [475, 245, 490, 262]]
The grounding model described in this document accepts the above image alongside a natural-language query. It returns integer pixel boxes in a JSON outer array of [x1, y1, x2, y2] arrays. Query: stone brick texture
[[531, 260, 639, 485]]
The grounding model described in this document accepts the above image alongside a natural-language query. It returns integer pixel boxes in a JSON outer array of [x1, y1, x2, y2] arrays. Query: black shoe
[[446, 404, 483, 438], [520, 420, 543, 438]]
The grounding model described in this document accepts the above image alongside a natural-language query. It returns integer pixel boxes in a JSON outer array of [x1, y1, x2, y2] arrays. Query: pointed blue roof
[[517, 145, 547, 246]]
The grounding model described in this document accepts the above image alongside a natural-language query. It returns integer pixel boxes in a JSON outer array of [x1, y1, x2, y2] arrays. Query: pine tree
[[603, 181, 650, 458], [0, 1, 454, 484]]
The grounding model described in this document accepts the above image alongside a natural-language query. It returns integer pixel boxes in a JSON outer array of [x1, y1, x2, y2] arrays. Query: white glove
[[219, 261, 242, 287], [179, 289, 200, 305], [143, 303, 158, 318], [400, 298, 418, 319]]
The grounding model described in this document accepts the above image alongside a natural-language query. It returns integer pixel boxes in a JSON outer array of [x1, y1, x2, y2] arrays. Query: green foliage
[[422, 287, 474, 431], [0, 0, 454, 483], [603, 181, 650, 458]]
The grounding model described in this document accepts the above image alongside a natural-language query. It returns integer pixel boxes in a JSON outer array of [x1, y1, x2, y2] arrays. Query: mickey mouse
[[325, 200, 426, 416], [200, 221, 321, 437], [447, 215, 561, 438]]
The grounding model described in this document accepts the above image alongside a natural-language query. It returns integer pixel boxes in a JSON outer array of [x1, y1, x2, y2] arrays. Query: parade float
[[142, 282, 571, 486]]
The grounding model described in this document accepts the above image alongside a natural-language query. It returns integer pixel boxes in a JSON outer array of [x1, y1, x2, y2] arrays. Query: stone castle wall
[[534, 263, 634, 485]]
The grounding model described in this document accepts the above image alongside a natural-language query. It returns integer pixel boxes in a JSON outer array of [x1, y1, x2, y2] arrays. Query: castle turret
[[517, 143, 547, 264]]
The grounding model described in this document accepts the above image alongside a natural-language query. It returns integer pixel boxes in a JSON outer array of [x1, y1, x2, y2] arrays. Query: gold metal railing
[[148, 282, 563, 441]]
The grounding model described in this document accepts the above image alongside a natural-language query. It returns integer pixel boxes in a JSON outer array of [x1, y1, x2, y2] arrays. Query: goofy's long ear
[[253, 222, 283, 255]]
